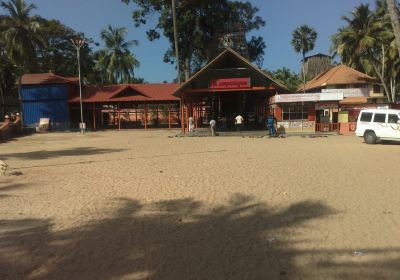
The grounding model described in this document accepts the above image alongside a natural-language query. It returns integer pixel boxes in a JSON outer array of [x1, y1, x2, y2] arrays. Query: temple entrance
[[214, 92, 265, 130], [173, 48, 289, 134]]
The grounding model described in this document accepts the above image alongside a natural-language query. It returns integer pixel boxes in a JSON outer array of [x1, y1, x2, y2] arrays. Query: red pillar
[[144, 102, 147, 130], [118, 104, 121, 130], [92, 102, 96, 131], [185, 102, 189, 132], [156, 105, 159, 128], [168, 103, 171, 129], [100, 107, 104, 127], [181, 95, 185, 134]]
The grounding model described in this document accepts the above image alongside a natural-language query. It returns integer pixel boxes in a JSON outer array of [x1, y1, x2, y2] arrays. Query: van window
[[360, 112, 373, 122], [388, 114, 399, 124], [373, 113, 386, 123]]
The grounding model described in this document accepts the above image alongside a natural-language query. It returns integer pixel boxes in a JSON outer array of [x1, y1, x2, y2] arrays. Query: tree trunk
[[302, 52, 306, 93], [371, 63, 392, 103], [184, 57, 191, 82], [387, 0, 400, 57], [0, 87, 5, 117], [18, 75, 23, 125]]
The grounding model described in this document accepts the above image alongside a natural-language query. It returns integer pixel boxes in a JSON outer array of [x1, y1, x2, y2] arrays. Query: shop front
[[270, 92, 343, 133], [273, 102, 316, 133]]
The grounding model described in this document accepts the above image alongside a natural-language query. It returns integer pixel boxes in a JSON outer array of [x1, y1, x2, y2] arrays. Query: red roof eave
[[68, 83, 180, 103]]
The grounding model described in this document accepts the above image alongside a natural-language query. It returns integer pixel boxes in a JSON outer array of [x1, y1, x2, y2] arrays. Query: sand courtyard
[[0, 130, 399, 280]]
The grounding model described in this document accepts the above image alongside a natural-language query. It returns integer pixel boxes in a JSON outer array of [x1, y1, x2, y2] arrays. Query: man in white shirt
[[235, 114, 244, 133], [210, 119, 216, 136], [188, 116, 194, 132]]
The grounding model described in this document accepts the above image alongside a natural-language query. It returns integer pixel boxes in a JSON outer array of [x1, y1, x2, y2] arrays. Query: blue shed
[[20, 73, 78, 129]]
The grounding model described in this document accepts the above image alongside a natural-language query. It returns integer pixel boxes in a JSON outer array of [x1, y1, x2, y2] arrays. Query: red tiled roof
[[68, 83, 180, 103], [21, 73, 79, 85], [300, 65, 378, 92]]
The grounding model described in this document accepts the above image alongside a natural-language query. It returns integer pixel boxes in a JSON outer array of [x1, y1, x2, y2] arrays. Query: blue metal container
[[21, 85, 70, 129]]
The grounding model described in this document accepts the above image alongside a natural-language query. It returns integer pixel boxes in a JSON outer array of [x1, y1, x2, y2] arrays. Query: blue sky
[[9, 0, 376, 82]]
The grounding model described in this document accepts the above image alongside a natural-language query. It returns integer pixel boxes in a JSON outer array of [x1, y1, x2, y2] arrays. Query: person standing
[[188, 116, 194, 132], [267, 114, 277, 137], [235, 114, 244, 133], [210, 119, 216, 136]]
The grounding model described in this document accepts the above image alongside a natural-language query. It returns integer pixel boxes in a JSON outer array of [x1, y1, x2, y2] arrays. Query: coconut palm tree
[[272, 67, 301, 92], [291, 25, 318, 92], [0, 0, 43, 70], [0, 52, 16, 116], [386, 0, 400, 57], [96, 25, 139, 84], [331, 4, 385, 72], [332, 3, 399, 102]]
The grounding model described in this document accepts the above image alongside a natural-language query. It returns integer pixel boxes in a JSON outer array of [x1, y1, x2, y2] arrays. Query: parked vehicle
[[355, 109, 400, 144]]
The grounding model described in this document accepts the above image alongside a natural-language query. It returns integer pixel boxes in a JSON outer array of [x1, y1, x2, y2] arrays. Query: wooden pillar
[[92, 102, 96, 131], [144, 101, 147, 130], [181, 95, 185, 134], [168, 103, 171, 129], [118, 104, 121, 130], [114, 106, 116, 126], [194, 102, 198, 128], [135, 104, 138, 122], [101, 106, 104, 127], [185, 101, 189, 131]]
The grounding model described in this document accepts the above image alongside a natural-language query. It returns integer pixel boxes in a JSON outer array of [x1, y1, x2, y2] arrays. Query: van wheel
[[364, 131, 377, 144]]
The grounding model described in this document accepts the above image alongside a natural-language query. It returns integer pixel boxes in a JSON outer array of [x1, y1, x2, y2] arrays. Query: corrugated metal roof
[[68, 83, 180, 103], [300, 65, 378, 92], [21, 73, 79, 85]]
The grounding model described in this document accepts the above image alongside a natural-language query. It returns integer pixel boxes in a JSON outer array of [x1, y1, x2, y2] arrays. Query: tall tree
[[271, 67, 301, 92], [0, 50, 16, 116], [331, 2, 399, 102], [291, 24, 318, 91], [386, 0, 400, 57], [35, 18, 95, 78], [122, 0, 266, 80], [95, 25, 139, 84], [0, 0, 43, 72]]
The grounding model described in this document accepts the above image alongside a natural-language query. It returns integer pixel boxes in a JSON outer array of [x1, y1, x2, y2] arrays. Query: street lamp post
[[70, 38, 86, 135]]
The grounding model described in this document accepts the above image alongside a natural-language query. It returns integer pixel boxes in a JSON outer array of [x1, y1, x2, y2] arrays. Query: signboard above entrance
[[209, 78, 251, 89], [270, 92, 344, 104]]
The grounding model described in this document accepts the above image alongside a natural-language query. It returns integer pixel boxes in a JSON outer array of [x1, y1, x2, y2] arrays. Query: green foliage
[[0, 0, 43, 71], [35, 18, 95, 78], [331, 1, 399, 102], [271, 67, 301, 92], [291, 25, 318, 60], [94, 25, 140, 84], [0, 0, 96, 78], [122, 0, 266, 78], [125, 76, 146, 84], [0, 49, 17, 115]]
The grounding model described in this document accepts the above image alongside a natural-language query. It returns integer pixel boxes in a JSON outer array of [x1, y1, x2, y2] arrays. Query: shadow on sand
[[0, 147, 126, 161], [7, 149, 228, 170], [0, 194, 398, 279]]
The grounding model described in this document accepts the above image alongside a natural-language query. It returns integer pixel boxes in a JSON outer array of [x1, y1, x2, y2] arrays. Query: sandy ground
[[0, 130, 399, 280]]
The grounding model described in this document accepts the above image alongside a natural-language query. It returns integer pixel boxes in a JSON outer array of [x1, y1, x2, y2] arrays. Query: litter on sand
[[354, 251, 365, 256]]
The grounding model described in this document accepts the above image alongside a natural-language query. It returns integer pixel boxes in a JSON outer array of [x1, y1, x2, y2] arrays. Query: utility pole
[[71, 38, 86, 135], [171, 0, 181, 84]]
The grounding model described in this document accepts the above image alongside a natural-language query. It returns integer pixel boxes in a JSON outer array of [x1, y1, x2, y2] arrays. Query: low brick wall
[[0, 120, 22, 141]]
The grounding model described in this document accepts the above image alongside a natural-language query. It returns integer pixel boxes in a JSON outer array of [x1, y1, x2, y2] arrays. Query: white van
[[356, 109, 400, 144]]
